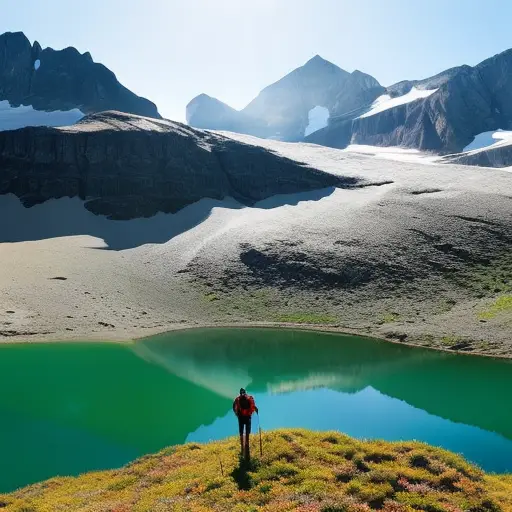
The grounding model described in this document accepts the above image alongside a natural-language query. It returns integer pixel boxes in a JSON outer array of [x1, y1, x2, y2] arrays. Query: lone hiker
[[233, 388, 258, 458]]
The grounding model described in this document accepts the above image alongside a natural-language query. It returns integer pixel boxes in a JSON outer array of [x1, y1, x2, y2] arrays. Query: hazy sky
[[2, 0, 512, 121]]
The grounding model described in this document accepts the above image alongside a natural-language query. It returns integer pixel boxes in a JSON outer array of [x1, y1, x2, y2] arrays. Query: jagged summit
[[186, 45, 512, 161], [302, 54, 342, 70], [306, 53, 325, 63], [187, 55, 380, 141], [1, 31, 93, 71], [0, 31, 160, 121], [190, 92, 216, 102], [1, 30, 28, 45], [313, 46, 512, 155]]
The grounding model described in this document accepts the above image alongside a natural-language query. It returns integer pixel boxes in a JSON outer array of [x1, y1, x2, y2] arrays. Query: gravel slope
[[1, 137, 511, 356]]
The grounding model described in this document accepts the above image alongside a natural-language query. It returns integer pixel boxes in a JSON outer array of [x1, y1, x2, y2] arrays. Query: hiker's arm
[[232, 399, 237, 415]]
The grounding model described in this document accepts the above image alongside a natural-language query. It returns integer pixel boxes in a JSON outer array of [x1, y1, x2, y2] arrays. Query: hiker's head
[[240, 388, 246, 396]]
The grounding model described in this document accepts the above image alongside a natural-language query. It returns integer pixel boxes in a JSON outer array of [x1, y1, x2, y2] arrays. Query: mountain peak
[[350, 69, 382, 88], [186, 93, 234, 111], [304, 54, 335, 68], [191, 93, 215, 103], [186, 93, 238, 126], [0, 30, 160, 119], [300, 55, 349, 79], [0, 31, 29, 41], [307, 54, 326, 62], [0, 31, 31, 50]]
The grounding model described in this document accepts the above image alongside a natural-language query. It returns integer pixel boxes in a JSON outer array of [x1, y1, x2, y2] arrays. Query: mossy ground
[[451, 254, 512, 298], [2, 429, 511, 512], [274, 312, 338, 325], [199, 286, 341, 326], [477, 295, 512, 320]]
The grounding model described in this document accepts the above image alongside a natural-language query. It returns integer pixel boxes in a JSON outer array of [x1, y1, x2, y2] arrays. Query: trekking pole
[[258, 412, 263, 457], [211, 438, 224, 477]]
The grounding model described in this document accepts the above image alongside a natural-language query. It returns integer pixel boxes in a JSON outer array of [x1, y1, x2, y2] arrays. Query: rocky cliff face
[[350, 97, 441, 150], [187, 46, 512, 160], [310, 49, 512, 154], [0, 111, 356, 220], [187, 56, 383, 141], [443, 141, 512, 168], [0, 31, 159, 118]]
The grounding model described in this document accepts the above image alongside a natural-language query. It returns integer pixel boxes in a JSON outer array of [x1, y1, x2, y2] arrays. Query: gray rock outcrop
[[0, 111, 357, 219], [443, 142, 512, 168]]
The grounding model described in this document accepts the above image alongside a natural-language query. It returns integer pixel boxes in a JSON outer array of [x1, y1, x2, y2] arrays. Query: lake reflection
[[1, 328, 511, 492]]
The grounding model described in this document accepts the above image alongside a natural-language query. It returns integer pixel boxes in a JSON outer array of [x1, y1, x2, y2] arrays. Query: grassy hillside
[[2, 429, 511, 512]]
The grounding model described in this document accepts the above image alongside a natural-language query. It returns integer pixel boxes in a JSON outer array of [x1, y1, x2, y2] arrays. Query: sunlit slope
[[2, 429, 511, 512]]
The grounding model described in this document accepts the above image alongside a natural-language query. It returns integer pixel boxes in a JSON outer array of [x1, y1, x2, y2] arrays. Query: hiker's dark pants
[[238, 415, 252, 435]]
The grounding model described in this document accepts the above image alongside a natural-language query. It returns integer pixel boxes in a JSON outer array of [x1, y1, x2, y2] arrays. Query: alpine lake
[[1, 328, 511, 492]]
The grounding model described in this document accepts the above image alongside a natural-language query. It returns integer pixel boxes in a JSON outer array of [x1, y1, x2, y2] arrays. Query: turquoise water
[[0, 328, 511, 492]]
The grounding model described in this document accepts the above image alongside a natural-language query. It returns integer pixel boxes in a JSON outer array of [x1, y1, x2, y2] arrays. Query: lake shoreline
[[1, 320, 511, 361], [2, 326, 512, 492]]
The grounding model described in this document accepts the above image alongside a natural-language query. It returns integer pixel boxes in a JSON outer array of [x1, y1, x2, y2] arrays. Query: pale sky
[[2, 0, 512, 121]]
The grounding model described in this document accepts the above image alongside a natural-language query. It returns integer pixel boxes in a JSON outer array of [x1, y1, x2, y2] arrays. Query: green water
[[1, 328, 511, 492]]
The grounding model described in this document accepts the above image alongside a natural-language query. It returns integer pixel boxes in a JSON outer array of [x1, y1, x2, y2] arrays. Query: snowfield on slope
[[0, 100, 84, 131], [340, 144, 441, 165], [358, 87, 438, 118], [216, 131, 447, 170], [220, 129, 511, 170], [463, 129, 512, 152]]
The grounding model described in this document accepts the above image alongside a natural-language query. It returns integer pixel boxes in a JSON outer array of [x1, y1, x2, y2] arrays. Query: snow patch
[[463, 129, 512, 152], [359, 87, 438, 119], [304, 105, 329, 137], [216, 130, 512, 177], [34, 59, 41, 70], [342, 144, 441, 165], [0, 100, 84, 131]]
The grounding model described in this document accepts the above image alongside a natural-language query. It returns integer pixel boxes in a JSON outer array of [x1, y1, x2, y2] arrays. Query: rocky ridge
[[188, 48, 512, 161], [0, 31, 159, 118], [0, 110, 357, 219]]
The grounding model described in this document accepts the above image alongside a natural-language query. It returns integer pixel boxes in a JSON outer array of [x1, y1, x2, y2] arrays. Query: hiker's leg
[[245, 417, 252, 459], [238, 417, 244, 454]]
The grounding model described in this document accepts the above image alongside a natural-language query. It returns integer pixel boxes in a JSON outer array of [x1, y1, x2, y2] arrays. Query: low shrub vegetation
[[1, 429, 511, 511]]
